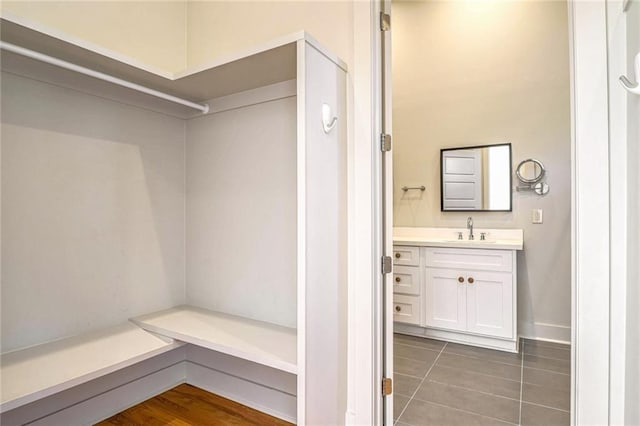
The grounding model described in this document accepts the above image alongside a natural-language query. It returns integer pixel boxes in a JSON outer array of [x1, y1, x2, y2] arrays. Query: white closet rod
[[0, 41, 210, 113]]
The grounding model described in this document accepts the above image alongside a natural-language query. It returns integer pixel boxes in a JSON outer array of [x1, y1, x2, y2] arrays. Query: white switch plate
[[532, 209, 543, 224]]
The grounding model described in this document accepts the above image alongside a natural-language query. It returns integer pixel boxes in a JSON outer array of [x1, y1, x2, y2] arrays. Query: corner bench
[[0, 306, 297, 424]]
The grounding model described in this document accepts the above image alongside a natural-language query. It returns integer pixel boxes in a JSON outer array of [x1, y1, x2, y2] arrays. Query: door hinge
[[382, 377, 393, 396], [380, 12, 391, 32], [381, 133, 392, 152], [381, 256, 392, 274]]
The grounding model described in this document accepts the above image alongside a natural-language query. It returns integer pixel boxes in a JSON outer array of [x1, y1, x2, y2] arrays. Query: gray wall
[[185, 97, 297, 328], [392, 1, 572, 341], [1, 72, 186, 352]]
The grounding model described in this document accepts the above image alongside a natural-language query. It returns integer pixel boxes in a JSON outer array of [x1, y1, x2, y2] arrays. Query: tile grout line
[[516, 352, 571, 362], [395, 354, 440, 363], [429, 363, 523, 384], [397, 398, 519, 426], [423, 379, 521, 402], [521, 365, 571, 375], [519, 340, 525, 426], [440, 351, 523, 366], [520, 400, 571, 414], [394, 340, 446, 352], [395, 342, 448, 425]]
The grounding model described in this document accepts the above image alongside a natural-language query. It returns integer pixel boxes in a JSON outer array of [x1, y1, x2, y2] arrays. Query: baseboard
[[0, 348, 186, 426], [518, 321, 571, 345], [395, 323, 519, 353], [185, 346, 296, 423], [31, 363, 186, 426]]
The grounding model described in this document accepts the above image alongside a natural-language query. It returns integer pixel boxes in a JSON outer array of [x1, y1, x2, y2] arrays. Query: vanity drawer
[[393, 266, 420, 295], [393, 295, 420, 325], [392, 246, 420, 266], [425, 247, 513, 272]]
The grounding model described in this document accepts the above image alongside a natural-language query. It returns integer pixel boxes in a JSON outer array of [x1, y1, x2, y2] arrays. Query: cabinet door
[[466, 271, 513, 338], [425, 268, 467, 332]]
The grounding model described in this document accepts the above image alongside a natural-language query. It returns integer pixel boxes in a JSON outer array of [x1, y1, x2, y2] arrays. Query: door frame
[[569, 0, 623, 424], [363, 1, 621, 425], [347, 0, 624, 425]]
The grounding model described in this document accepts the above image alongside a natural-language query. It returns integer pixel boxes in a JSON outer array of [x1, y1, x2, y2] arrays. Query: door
[[466, 271, 513, 338], [424, 268, 467, 332]]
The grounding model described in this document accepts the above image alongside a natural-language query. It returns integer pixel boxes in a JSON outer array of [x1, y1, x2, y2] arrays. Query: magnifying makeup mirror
[[515, 158, 549, 195]]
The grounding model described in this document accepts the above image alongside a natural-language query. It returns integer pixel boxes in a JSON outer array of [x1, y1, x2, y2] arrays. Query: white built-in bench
[[0, 305, 297, 422], [131, 306, 297, 374], [0, 323, 182, 413]]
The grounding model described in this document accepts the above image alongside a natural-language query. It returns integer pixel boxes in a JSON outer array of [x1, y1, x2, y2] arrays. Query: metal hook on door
[[322, 103, 338, 134], [619, 52, 640, 95]]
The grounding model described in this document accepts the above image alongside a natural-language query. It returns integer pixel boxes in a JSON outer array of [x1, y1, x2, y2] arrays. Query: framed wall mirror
[[440, 143, 512, 211]]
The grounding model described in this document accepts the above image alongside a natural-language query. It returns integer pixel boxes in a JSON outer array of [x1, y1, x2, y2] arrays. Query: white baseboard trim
[[187, 362, 296, 423], [30, 363, 186, 426], [185, 346, 296, 423], [519, 321, 571, 345], [395, 323, 519, 353]]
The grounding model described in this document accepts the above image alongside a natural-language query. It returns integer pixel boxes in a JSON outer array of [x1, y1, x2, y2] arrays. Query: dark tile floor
[[393, 334, 570, 426]]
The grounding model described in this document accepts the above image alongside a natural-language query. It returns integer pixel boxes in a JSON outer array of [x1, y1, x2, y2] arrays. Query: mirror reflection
[[440, 143, 512, 211]]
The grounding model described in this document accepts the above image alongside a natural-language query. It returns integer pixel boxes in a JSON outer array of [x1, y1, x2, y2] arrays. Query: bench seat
[[0, 322, 182, 413], [131, 306, 297, 374]]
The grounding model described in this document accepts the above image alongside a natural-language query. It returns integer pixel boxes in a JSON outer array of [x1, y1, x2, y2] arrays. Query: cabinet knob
[[458, 276, 464, 283], [395, 305, 401, 312], [395, 276, 401, 283], [395, 253, 401, 259], [468, 277, 475, 284]]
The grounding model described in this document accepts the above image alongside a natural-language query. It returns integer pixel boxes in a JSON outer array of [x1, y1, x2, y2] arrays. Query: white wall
[[392, 0, 572, 342], [185, 97, 297, 328], [0, 1, 188, 73], [1, 72, 186, 352], [186, 0, 353, 70], [624, 2, 640, 423], [0, 1, 354, 75]]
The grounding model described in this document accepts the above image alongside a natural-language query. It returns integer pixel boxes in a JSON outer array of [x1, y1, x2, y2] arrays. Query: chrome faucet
[[467, 217, 474, 240]]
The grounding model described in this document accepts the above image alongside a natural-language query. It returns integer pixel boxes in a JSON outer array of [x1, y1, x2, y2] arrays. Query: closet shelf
[[0, 15, 346, 117], [0, 323, 182, 413], [131, 306, 297, 375]]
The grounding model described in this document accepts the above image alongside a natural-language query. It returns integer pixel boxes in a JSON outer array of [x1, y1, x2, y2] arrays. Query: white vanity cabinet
[[392, 227, 522, 352], [424, 248, 514, 339]]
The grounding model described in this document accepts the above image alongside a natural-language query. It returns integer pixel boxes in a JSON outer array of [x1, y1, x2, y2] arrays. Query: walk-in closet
[[1, 15, 347, 425]]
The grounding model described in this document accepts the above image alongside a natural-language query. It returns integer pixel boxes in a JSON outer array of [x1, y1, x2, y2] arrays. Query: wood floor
[[96, 384, 293, 426]]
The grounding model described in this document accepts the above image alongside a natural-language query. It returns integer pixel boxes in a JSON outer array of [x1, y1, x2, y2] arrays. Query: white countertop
[[394, 227, 523, 250]]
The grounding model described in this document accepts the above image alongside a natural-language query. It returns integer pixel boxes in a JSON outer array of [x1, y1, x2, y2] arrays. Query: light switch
[[532, 209, 543, 224]]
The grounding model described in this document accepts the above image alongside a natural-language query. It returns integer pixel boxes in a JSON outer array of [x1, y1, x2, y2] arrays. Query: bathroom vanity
[[393, 227, 523, 352]]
